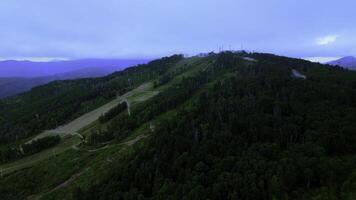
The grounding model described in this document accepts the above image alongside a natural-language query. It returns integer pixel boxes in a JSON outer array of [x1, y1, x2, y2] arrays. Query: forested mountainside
[[0, 66, 125, 99], [0, 55, 182, 145], [1, 52, 356, 200]]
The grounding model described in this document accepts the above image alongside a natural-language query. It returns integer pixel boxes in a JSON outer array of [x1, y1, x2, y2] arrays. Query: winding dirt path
[[28, 134, 149, 200], [124, 98, 131, 116], [28, 168, 90, 200]]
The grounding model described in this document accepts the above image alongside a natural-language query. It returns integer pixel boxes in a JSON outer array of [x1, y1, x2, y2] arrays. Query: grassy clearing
[[39, 132, 150, 200], [29, 102, 182, 199], [166, 56, 202, 74], [78, 81, 159, 136], [1, 148, 93, 199], [0, 128, 150, 200], [0, 82, 158, 176], [28, 82, 155, 142], [127, 90, 159, 104], [126, 82, 159, 105], [156, 57, 211, 91], [78, 120, 101, 137], [0, 136, 81, 176]]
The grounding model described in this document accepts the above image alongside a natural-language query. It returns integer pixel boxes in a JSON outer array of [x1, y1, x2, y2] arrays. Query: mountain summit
[[327, 56, 356, 70]]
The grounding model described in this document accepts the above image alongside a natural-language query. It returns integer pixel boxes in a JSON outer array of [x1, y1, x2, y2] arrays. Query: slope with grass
[[0, 80, 161, 175], [30, 82, 157, 140], [0, 54, 201, 199]]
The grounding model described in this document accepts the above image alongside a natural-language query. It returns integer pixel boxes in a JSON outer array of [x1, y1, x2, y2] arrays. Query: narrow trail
[[124, 98, 131, 116], [291, 69, 307, 79], [71, 144, 80, 150], [28, 168, 90, 200], [123, 134, 149, 146], [87, 134, 149, 152], [72, 132, 84, 140], [242, 57, 258, 62], [28, 134, 149, 200], [87, 145, 110, 152]]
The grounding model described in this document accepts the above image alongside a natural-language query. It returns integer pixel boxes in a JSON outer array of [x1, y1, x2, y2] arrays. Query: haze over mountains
[[0, 59, 150, 98], [0, 58, 150, 78], [327, 56, 356, 70]]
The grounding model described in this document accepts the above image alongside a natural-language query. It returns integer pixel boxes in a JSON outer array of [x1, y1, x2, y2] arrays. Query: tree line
[[0, 135, 60, 164]]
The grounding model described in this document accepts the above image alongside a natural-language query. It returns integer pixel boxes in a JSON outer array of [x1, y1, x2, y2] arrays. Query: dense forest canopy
[[80, 52, 356, 199]]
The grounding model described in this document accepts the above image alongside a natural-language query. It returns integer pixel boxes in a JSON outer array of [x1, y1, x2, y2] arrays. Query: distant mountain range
[[0, 58, 150, 77], [327, 56, 356, 70], [0, 59, 150, 98]]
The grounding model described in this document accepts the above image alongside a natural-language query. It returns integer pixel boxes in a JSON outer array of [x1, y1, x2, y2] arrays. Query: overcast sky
[[0, 0, 355, 61]]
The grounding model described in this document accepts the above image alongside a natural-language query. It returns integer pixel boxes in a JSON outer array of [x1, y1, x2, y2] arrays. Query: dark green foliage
[[0, 149, 90, 200], [21, 135, 60, 155], [86, 130, 113, 146], [110, 75, 207, 136], [153, 62, 190, 88], [0, 146, 21, 163], [154, 74, 171, 88], [79, 53, 356, 199], [99, 102, 127, 123], [106, 58, 223, 140], [0, 118, 27, 144], [0, 135, 60, 163]]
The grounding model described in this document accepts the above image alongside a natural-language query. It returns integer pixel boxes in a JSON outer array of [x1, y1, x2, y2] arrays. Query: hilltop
[[327, 56, 356, 70]]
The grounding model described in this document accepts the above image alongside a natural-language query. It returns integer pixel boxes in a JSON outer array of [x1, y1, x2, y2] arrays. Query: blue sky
[[0, 0, 355, 61]]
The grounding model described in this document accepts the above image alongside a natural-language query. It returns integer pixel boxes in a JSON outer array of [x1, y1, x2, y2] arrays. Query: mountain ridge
[[0, 58, 151, 98], [0, 66, 123, 98], [0, 58, 151, 78], [327, 56, 356, 70]]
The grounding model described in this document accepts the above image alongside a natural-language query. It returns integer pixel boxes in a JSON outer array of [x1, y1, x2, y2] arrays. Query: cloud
[[316, 35, 338, 45], [302, 57, 341, 63], [1, 1, 355, 58], [0, 57, 68, 62]]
